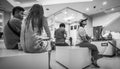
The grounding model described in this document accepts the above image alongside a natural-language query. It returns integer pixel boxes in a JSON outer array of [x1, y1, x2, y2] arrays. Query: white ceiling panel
[[1, 0, 120, 17]]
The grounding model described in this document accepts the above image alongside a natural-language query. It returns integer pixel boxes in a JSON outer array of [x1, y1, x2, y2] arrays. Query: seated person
[[3, 6, 24, 49], [20, 4, 51, 53], [54, 23, 69, 46], [76, 18, 103, 68]]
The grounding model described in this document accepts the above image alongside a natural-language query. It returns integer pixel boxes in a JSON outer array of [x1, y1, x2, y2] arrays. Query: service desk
[[91, 40, 115, 55]]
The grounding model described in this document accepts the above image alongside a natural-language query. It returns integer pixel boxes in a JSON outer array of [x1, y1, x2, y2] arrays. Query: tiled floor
[[0, 40, 120, 69]]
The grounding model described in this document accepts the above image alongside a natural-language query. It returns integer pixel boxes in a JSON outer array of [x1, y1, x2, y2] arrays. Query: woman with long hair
[[20, 4, 51, 53]]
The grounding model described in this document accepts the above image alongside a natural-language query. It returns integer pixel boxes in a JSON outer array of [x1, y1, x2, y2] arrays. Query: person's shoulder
[[10, 17, 21, 23], [79, 27, 83, 29], [55, 28, 59, 31], [78, 27, 84, 30]]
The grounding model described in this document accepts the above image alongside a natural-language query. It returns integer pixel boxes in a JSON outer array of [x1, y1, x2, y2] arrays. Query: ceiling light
[[64, 16, 75, 21], [86, 8, 90, 11], [64, 11, 67, 14], [111, 8, 114, 11], [102, 1, 107, 5]]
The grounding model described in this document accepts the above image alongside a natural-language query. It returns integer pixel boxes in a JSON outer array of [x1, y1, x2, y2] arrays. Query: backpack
[[23, 22, 49, 53]]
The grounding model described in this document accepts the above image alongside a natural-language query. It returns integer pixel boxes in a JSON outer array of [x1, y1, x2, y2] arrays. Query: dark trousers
[[12, 44, 18, 49], [55, 42, 69, 46], [76, 41, 101, 60]]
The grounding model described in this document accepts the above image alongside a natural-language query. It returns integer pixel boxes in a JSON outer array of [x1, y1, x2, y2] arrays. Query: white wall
[[92, 12, 120, 27]]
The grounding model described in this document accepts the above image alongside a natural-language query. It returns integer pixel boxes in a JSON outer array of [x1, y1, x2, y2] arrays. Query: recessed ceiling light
[[111, 8, 114, 11], [63, 10, 67, 14], [102, 1, 107, 5], [86, 8, 90, 11]]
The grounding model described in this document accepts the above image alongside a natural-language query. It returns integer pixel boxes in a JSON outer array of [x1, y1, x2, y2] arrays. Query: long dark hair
[[25, 4, 44, 35]]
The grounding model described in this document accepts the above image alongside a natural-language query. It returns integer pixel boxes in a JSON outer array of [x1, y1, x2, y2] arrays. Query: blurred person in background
[[54, 23, 69, 46], [4, 6, 24, 49]]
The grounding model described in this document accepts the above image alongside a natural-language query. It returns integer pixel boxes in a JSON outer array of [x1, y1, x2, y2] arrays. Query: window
[[78, 25, 80, 29], [74, 25, 77, 29], [71, 26, 73, 30]]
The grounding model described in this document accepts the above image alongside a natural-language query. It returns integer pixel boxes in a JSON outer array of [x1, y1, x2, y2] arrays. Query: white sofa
[[56, 46, 91, 69]]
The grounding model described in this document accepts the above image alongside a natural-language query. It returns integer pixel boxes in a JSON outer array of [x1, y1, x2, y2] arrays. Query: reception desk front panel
[[91, 40, 115, 55]]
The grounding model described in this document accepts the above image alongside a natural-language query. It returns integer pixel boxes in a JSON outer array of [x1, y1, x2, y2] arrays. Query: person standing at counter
[[4, 6, 25, 49], [76, 18, 103, 68]]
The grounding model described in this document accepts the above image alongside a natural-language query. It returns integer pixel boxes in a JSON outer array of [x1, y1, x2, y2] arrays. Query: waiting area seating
[[55, 46, 92, 69], [0, 48, 49, 69]]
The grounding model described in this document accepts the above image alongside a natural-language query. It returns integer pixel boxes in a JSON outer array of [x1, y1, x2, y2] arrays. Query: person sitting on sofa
[[76, 18, 103, 68], [54, 23, 69, 46]]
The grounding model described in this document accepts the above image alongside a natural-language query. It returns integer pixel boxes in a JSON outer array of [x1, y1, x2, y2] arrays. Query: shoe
[[82, 64, 91, 69], [92, 63, 100, 68], [97, 54, 104, 59]]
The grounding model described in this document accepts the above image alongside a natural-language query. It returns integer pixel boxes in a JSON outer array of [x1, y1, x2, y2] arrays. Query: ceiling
[[1, 0, 120, 17], [49, 7, 86, 23]]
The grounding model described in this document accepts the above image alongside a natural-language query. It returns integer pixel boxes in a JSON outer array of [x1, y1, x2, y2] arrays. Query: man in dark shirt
[[54, 23, 69, 46], [3, 6, 24, 49]]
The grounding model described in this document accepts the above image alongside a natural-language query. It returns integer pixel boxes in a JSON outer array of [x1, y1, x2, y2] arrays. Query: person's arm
[[63, 29, 67, 39], [43, 17, 51, 38], [78, 27, 88, 42], [20, 21, 25, 48], [11, 19, 22, 35], [80, 35, 88, 42], [54, 30, 56, 38]]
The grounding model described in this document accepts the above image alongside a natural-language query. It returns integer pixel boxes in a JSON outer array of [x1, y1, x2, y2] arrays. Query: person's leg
[[87, 43, 103, 68], [55, 43, 65, 46], [77, 42, 101, 68], [12, 44, 19, 49], [64, 42, 69, 46]]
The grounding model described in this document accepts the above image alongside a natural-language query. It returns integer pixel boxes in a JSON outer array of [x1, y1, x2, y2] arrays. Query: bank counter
[[91, 40, 116, 55]]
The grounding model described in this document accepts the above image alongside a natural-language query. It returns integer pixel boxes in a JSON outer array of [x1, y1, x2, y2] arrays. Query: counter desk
[[91, 40, 116, 55]]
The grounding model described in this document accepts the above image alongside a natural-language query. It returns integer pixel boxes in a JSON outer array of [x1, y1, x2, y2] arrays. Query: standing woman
[[20, 4, 51, 53]]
